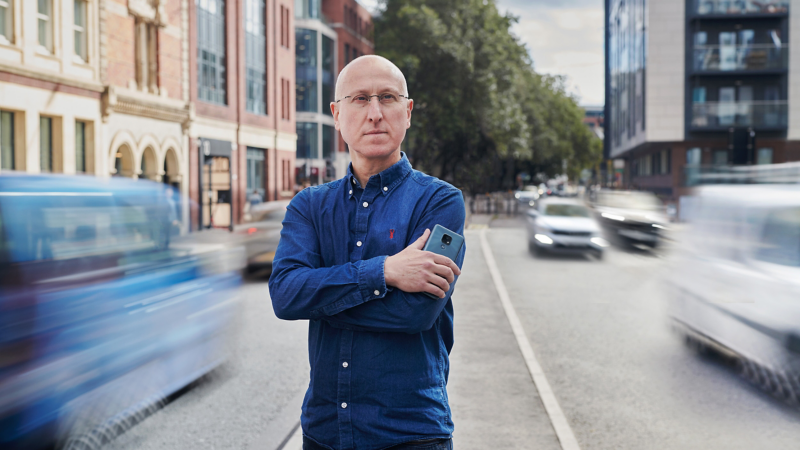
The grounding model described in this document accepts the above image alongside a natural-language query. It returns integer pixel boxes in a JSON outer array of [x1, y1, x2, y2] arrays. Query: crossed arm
[[268, 188, 465, 334]]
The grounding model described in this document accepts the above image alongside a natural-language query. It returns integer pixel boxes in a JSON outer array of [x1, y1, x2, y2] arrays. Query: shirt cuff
[[358, 255, 389, 302]]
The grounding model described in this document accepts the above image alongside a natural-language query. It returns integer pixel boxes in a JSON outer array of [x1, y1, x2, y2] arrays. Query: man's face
[[331, 59, 413, 160]]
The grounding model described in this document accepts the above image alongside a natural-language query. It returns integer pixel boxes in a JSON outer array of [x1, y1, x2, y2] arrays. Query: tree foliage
[[374, 0, 602, 193]]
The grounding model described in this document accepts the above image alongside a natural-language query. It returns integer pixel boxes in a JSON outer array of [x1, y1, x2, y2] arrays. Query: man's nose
[[367, 98, 383, 122]]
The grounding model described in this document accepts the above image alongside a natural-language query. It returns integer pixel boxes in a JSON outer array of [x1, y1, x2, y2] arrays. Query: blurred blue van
[[0, 173, 243, 449]]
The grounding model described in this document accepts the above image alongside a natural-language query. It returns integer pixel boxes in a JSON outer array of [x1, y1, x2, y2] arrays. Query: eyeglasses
[[335, 93, 409, 107]]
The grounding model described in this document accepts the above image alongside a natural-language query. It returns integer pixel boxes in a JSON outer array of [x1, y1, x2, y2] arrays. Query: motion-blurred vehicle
[[525, 198, 608, 258], [668, 184, 800, 397], [592, 190, 668, 248], [0, 173, 244, 450], [514, 185, 540, 207], [235, 200, 289, 273]]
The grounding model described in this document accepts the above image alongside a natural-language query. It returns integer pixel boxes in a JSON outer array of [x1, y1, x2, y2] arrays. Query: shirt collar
[[346, 152, 412, 198]]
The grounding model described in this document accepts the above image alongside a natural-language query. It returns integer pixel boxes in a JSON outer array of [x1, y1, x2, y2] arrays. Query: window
[[322, 124, 334, 159], [74, 0, 88, 61], [40, 117, 52, 173], [75, 121, 86, 173], [322, 35, 334, 115], [197, 0, 227, 104], [296, 0, 319, 19], [755, 208, 800, 267], [0, 0, 12, 44], [281, 78, 291, 120], [280, 5, 290, 49], [135, 19, 158, 93], [713, 150, 729, 166], [37, 0, 53, 52], [296, 28, 317, 113], [296, 122, 318, 159], [245, 0, 267, 115], [344, 43, 350, 64], [757, 148, 773, 165], [0, 111, 13, 170], [246, 148, 265, 201]]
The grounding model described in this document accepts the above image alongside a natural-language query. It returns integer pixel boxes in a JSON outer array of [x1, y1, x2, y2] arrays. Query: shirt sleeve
[[268, 189, 391, 321], [323, 187, 466, 334]]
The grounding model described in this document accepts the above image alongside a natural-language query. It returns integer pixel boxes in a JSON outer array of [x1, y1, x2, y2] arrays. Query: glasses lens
[[350, 95, 369, 106], [379, 94, 399, 104]]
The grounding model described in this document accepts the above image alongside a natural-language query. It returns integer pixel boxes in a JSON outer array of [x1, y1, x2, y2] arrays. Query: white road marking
[[479, 229, 581, 450], [277, 421, 303, 450]]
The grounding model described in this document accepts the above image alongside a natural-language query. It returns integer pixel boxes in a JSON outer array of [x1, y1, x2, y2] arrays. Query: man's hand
[[384, 229, 462, 299]]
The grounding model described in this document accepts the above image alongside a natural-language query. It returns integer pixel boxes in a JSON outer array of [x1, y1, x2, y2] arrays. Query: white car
[[525, 198, 609, 258], [668, 184, 800, 396]]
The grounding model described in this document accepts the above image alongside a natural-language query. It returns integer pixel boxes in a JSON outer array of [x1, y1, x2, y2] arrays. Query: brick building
[[0, 0, 296, 232], [294, 0, 373, 186], [0, 0, 104, 179], [188, 0, 297, 230], [101, 0, 192, 227]]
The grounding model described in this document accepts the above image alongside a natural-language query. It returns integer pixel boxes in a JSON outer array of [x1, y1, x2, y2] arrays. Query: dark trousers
[[302, 436, 453, 450]]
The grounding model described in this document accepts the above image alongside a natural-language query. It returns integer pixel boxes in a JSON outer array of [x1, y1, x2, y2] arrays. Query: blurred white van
[[668, 184, 800, 397]]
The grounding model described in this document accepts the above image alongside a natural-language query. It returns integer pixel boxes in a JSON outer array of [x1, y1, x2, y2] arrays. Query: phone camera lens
[[442, 234, 452, 245]]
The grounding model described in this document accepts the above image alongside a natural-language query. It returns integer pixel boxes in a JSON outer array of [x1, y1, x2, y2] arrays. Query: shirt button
[[374, 290, 380, 296], [356, 241, 362, 247], [352, 179, 356, 185], [341, 402, 348, 409], [349, 190, 353, 195], [343, 362, 349, 368], [362, 202, 368, 208], [383, 186, 388, 191]]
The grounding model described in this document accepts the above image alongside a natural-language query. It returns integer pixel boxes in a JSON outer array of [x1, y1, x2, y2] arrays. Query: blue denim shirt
[[269, 153, 466, 450]]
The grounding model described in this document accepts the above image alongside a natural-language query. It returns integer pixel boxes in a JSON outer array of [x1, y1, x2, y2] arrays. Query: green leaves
[[374, 0, 602, 192]]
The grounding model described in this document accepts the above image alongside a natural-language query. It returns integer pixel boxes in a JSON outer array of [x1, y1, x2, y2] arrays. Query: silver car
[[525, 198, 609, 258]]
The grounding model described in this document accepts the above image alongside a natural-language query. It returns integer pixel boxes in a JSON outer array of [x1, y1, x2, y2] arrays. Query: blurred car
[[236, 200, 289, 273], [525, 198, 608, 258], [592, 190, 668, 248], [668, 184, 800, 397], [0, 173, 244, 450], [514, 185, 540, 207]]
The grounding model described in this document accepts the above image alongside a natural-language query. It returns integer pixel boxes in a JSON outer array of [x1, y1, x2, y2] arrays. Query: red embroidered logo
[[390, 229, 395, 239]]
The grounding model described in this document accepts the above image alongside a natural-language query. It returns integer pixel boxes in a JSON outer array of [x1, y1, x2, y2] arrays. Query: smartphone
[[422, 224, 465, 299]]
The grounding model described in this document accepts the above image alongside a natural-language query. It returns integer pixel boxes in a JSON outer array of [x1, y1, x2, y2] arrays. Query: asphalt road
[[103, 218, 800, 450]]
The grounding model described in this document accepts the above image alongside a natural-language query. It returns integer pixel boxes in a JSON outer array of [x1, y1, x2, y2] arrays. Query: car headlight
[[535, 234, 554, 245], [515, 193, 520, 199], [590, 237, 609, 247]]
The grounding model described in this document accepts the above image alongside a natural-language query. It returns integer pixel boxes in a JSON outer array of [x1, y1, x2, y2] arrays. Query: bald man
[[269, 56, 465, 450]]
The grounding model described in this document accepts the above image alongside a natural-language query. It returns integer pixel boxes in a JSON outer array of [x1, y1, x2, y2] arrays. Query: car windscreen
[[544, 204, 590, 218], [0, 192, 170, 265], [755, 207, 800, 267], [599, 192, 661, 210]]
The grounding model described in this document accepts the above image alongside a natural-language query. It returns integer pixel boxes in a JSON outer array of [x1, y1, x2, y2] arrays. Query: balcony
[[691, 101, 787, 129], [693, 44, 787, 72], [694, 0, 789, 16]]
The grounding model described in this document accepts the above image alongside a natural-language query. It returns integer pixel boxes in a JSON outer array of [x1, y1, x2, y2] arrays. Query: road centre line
[[478, 229, 581, 450]]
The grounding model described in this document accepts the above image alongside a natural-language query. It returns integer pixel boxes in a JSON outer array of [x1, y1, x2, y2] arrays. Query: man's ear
[[406, 99, 414, 129], [331, 102, 339, 129]]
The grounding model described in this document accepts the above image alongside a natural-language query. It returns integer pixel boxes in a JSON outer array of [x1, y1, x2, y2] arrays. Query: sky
[[357, 0, 605, 107]]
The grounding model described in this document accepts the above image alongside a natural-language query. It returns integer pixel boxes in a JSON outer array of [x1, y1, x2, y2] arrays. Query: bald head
[[334, 55, 409, 101]]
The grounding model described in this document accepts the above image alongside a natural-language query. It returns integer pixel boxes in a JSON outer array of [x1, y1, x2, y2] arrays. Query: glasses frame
[[335, 93, 410, 104]]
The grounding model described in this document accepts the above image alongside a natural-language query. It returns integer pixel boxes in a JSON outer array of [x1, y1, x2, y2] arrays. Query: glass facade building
[[197, 0, 227, 105], [608, 0, 646, 151], [295, 7, 337, 185], [296, 28, 318, 113], [245, 0, 267, 115]]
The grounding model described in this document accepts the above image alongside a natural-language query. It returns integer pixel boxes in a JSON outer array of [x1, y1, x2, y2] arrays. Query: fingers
[[410, 228, 431, 250], [430, 262, 455, 284], [424, 278, 449, 299], [432, 254, 462, 276]]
